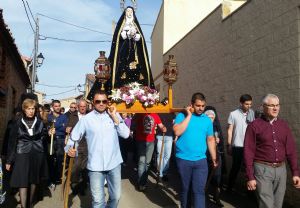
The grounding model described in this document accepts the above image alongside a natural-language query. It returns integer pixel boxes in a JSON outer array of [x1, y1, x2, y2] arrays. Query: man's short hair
[[240, 94, 252, 103], [191, 92, 206, 104], [77, 99, 87, 106], [69, 102, 76, 106], [262, 94, 279, 105], [92, 90, 108, 100], [44, 104, 51, 111], [51, 99, 60, 106]]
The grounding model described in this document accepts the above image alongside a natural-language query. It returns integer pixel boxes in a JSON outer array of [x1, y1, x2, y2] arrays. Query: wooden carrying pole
[[61, 133, 70, 200], [64, 142, 76, 208]]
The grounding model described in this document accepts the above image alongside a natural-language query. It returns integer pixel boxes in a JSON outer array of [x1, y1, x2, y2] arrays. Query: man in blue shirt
[[173, 92, 217, 208], [47, 100, 68, 187], [66, 90, 129, 208]]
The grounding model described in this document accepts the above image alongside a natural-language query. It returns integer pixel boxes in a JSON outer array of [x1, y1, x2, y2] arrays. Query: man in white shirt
[[227, 94, 255, 191], [66, 91, 130, 208]]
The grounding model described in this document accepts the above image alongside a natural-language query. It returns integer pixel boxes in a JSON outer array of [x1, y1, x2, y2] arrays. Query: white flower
[[129, 82, 141, 90], [110, 89, 122, 101]]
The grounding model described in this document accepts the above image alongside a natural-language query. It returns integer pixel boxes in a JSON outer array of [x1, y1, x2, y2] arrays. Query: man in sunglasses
[[66, 90, 130, 208]]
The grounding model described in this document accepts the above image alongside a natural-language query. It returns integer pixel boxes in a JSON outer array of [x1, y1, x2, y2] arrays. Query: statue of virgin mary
[[87, 6, 155, 100], [107, 6, 154, 91]]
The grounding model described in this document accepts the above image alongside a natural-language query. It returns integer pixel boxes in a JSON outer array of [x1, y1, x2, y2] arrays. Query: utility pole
[[31, 16, 39, 92]]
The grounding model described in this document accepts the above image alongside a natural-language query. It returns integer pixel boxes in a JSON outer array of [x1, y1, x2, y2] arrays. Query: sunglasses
[[94, 100, 108, 105]]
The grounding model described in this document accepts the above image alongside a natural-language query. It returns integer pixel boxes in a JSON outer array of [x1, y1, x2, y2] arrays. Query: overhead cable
[[21, 0, 35, 33], [39, 35, 111, 43], [37, 13, 112, 36], [45, 89, 76, 97], [26, 1, 37, 25], [37, 83, 84, 88]]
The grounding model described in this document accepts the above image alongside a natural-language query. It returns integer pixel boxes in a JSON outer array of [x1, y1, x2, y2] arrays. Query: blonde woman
[[6, 99, 48, 208]]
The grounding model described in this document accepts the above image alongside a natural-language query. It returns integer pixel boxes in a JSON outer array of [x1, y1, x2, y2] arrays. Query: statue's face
[[126, 8, 133, 19]]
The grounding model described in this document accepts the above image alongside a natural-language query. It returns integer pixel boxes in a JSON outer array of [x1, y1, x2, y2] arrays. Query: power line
[[45, 88, 76, 97], [37, 83, 84, 88], [26, 0, 37, 25], [37, 13, 112, 36], [21, 0, 35, 33], [39, 35, 111, 43]]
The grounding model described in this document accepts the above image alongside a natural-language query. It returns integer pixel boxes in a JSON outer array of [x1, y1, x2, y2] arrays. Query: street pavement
[[2, 155, 257, 208]]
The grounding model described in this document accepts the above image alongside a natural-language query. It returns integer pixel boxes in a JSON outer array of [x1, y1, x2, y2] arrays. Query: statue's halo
[[120, 0, 137, 12]]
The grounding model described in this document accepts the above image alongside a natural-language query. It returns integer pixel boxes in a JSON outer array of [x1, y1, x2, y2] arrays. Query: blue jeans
[[137, 141, 154, 186], [176, 157, 208, 208], [156, 135, 173, 177], [88, 164, 121, 208]]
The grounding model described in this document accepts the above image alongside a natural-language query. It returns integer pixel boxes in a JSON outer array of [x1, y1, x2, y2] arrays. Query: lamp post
[[31, 51, 44, 92], [31, 16, 45, 92]]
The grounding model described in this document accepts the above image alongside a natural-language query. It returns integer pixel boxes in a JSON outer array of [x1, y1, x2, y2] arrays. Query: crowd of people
[[1, 90, 300, 208]]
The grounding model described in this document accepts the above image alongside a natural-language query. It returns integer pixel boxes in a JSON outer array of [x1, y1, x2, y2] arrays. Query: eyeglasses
[[264, 104, 280, 108], [94, 100, 108, 105]]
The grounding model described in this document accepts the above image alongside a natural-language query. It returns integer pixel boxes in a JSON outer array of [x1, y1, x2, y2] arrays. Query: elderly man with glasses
[[65, 90, 130, 208], [244, 94, 300, 208]]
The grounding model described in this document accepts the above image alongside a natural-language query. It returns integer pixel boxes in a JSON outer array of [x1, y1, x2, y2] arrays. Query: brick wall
[[0, 48, 28, 152], [162, 0, 300, 206]]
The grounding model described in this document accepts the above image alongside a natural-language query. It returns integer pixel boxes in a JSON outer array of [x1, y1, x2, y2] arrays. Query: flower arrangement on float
[[110, 82, 160, 107]]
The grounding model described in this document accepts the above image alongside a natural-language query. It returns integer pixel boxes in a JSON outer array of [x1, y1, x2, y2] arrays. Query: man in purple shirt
[[244, 94, 300, 208]]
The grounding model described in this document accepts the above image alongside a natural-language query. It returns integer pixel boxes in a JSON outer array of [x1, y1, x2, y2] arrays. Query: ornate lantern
[[94, 51, 111, 90], [163, 55, 178, 85]]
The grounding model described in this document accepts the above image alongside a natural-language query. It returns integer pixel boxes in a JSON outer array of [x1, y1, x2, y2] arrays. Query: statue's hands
[[121, 31, 127, 39], [134, 33, 141, 41]]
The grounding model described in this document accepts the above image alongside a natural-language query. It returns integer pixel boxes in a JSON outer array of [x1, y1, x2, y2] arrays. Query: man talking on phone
[[66, 90, 130, 208], [173, 92, 217, 208]]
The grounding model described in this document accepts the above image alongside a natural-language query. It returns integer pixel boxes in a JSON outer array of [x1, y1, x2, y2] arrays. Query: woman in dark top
[[6, 99, 48, 208], [204, 108, 225, 207]]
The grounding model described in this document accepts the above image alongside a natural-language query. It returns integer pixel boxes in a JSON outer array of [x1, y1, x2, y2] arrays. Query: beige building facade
[[152, 0, 300, 206]]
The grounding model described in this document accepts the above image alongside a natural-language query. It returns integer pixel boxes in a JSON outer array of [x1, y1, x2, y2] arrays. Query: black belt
[[254, 160, 284, 168]]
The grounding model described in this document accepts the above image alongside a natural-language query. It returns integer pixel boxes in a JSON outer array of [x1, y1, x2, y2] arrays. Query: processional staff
[[64, 135, 81, 208], [49, 119, 56, 155], [61, 133, 70, 200]]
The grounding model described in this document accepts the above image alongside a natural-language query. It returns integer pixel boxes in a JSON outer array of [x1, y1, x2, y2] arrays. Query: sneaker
[[48, 183, 56, 191]]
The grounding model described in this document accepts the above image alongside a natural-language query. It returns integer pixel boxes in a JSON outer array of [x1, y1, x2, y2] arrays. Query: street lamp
[[31, 52, 45, 92], [37, 52, 45, 67]]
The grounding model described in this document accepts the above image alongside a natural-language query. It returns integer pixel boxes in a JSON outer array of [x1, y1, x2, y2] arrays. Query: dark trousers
[[228, 146, 244, 189], [176, 157, 208, 208], [48, 138, 65, 184]]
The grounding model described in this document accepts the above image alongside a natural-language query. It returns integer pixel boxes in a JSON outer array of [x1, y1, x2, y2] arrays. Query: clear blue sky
[[0, 0, 162, 101]]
